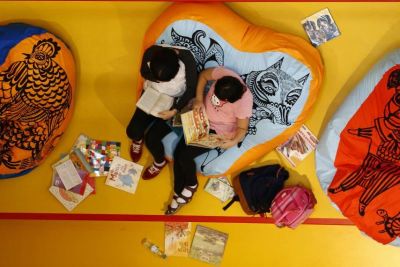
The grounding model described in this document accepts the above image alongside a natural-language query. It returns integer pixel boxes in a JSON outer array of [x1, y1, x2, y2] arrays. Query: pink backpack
[[271, 186, 317, 229]]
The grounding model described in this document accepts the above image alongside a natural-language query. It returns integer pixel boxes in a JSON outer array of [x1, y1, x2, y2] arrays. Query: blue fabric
[[0, 167, 34, 179], [0, 23, 46, 65]]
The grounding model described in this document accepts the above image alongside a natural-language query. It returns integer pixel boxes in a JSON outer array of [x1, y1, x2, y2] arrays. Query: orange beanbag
[[0, 23, 75, 178]]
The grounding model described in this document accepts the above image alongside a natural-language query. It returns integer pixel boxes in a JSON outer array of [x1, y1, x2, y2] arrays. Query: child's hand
[[192, 99, 204, 112], [158, 109, 177, 120], [219, 138, 237, 149]]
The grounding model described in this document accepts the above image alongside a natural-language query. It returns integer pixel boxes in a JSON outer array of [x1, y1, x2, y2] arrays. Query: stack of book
[[49, 148, 95, 211]]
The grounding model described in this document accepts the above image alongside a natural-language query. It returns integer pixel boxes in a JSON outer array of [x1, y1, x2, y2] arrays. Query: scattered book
[[136, 85, 174, 118], [181, 109, 224, 148], [276, 124, 319, 167], [301, 8, 340, 47], [164, 222, 192, 257], [85, 139, 121, 176], [189, 225, 228, 266], [105, 156, 143, 194], [49, 183, 94, 211], [204, 177, 235, 203]]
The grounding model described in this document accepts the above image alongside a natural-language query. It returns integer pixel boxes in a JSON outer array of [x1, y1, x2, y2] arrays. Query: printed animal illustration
[[376, 209, 400, 238], [0, 38, 72, 170], [329, 69, 400, 216]]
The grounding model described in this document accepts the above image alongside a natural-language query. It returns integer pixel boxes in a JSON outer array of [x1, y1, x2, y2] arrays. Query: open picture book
[[181, 109, 223, 148], [136, 84, 174, 118]]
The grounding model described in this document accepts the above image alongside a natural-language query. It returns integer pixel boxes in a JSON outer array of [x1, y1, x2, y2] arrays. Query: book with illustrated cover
[[49, 183, 94, 211], [189, 225, 228, 266], [136, 85, 174, 118], [181, 109, 224, 148], [301, 8, 340, 47], [164, 222, 192, 257], [85, 139, 121, 176], [105, 156, 143, 194], [276, 124, 319, 167], [204, 177, 235, 203]]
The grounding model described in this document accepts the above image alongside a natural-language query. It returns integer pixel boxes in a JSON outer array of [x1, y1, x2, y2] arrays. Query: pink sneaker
[[142, 161, 167, 180], [129, 140, 143, 162]]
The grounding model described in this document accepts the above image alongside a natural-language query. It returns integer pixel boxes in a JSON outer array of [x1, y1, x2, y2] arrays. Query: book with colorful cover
[[181, 109, 224, 148], [105, 156, 143, 194], [204, 177, 235, 203], [276, 124, 319, 167], [164, 222, 192, 257], [85, 139, 121, 176], [189, 225, 229, 266]]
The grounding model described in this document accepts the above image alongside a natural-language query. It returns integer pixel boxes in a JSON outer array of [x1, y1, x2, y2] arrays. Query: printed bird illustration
[[0, 38, 72, 170]]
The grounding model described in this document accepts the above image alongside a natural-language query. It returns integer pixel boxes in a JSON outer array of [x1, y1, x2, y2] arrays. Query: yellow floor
[[1, 2, 400, 267]]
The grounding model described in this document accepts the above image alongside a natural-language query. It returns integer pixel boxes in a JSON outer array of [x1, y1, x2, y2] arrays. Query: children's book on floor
[[276, 124, 318, 167], [204, 177, 235, 202], [301, 8, 340, 47], [164, 222, 192, 257], [189, 225, 228, 266], [136, 85, 174, 118], [105, 156, 143, 194], [181, 109, 223, 148], [85, 139, 121, 176], [50, 153, 95, 211]]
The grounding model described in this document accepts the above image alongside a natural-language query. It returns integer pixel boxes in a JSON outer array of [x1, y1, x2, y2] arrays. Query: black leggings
[[172, 137, 212, 194], [126, 108, 172, 163]]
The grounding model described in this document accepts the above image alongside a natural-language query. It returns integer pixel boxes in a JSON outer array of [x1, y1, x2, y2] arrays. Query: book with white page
[[54, 159, 82, 190], [136, 85, 174, 118]]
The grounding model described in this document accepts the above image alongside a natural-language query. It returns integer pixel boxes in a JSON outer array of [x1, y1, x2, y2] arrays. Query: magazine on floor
[[204, 177, 235, 202], [164, 222, 192, 256], [276, 124, 319, 167], [301, 8, 340, 47], [105, 156, 143, 194], [189, 225, 228, 266]]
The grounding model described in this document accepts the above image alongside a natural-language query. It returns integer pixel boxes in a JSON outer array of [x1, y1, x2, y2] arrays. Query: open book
[[181, 109, 224, 148], [136, 85, 174, 118], [276, 124, 319, 167]]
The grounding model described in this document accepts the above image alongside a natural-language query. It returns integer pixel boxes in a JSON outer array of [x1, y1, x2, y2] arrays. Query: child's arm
[[219, 118, 249, 149]]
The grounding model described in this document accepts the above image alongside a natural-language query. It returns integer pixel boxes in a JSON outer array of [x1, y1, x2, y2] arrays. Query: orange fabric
[[0, 32, 76, 176], [329, 65, 400, 244], [138, 3, 323, 176]]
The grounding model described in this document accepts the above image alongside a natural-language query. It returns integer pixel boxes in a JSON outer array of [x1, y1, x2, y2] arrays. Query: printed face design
[[211, 93, 227, 108]]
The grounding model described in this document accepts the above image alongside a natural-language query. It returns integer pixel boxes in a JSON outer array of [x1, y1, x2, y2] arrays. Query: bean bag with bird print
[[0, 23, 76, 178], [316, 49, 400, 245], [137, 3, 323, 176]]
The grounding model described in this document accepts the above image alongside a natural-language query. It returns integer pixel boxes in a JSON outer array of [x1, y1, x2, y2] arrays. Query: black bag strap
[[223, 195, 239, 211]]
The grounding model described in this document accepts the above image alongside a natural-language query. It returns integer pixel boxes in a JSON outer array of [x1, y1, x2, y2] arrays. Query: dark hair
[[214, 76, 245, 103], [150, 48, 179, 82]]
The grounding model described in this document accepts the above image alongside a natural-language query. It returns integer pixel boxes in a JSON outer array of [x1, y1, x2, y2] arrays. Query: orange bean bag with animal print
[[0, 23, 75, 178]]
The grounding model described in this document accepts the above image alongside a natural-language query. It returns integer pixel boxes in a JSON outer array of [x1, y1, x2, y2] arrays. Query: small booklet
[[181, 109, 224, 148], [276, 124, 319, 167], [301, 8, 340, 47], [136, 85, 174, 118], [189, 225, 229, 266], [204, 177, 235, 203], [105, 156, 143, 194], [164, 222, 192, 257]]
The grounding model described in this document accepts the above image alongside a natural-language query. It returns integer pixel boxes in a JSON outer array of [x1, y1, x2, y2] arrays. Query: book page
[[188, 134, 224, 148], [105, 156, 143, 194], [136, 86, 161, 114], [165, 222, 192, 256], [54, 159, 82, 190], [181, 109, 210, 145], [149, 92, 174, 117]]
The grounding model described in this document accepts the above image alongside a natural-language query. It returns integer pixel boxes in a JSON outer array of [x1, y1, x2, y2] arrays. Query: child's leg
[[144, 119, 172, 164], [126, 108, 155, 141]]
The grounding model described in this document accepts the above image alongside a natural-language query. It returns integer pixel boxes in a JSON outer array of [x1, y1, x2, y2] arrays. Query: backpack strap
[[223, 195, 239, 211]]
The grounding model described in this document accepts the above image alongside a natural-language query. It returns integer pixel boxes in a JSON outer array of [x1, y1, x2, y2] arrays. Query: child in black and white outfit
[[126, 45, 197, 179]]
